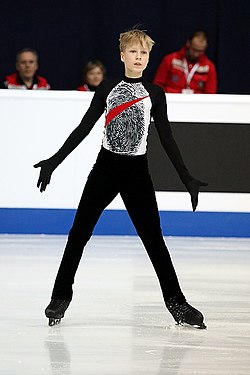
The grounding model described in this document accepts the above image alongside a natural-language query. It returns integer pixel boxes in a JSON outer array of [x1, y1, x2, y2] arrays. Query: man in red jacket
[[153, 29, 217, 94], [2, 48, 50, 90]]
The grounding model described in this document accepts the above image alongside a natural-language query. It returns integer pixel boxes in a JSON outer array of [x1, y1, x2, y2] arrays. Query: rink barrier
[[1, 91, 249, 237], [0, 208, 249, 238]]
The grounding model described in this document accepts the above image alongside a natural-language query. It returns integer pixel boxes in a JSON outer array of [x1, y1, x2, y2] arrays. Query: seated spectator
[[77, 60, 106, 91], [2, 48, 50, 90], [153, 29, 217, 94]]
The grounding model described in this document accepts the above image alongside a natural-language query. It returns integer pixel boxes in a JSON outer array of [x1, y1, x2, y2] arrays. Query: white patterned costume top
[[48, 76, 192, 184]]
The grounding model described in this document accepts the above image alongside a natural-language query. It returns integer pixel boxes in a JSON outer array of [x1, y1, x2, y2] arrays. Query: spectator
[[2, 48, 50, 90], [153, 29, 217, 94], [77, 60, 106, 91]]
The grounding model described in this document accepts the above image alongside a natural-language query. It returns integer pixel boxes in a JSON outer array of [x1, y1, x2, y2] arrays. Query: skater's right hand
[[33, 160, 56, 192]]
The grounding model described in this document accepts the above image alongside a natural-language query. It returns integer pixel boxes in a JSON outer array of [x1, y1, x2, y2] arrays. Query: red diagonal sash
[[105, 96, 148, 127]]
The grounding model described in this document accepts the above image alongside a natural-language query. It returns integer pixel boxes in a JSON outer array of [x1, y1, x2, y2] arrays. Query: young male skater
[[34, 28, 207, 328]]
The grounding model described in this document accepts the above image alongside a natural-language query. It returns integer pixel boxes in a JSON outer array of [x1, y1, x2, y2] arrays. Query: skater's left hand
[[185, 179, 208, 211]]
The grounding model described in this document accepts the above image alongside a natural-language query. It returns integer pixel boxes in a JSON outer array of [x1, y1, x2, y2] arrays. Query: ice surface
[[0, 235, 249, 374]]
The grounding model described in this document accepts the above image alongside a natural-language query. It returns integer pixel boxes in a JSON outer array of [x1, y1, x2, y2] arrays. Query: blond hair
[[119, 29, 155, 52]]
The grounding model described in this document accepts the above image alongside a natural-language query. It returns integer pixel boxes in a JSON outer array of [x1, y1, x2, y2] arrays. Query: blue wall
[[1, 208, 249, 238]]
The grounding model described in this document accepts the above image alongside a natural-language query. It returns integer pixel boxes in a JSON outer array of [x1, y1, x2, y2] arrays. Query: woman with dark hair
[[77, 60, 106, 91]]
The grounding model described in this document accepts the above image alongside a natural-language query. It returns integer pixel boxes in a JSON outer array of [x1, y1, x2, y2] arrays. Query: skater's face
[[121, 41, 149, 78]]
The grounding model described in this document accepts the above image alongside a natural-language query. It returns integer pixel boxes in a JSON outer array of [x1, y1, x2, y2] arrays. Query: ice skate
[[166, 297, 206, 329], [45, 299, 70, 326]]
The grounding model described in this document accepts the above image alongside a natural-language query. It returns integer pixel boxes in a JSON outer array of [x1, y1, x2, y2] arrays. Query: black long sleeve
[[35, 77, 203, 197], [48, 83, 106, 167], [149, 85, 193, 184]]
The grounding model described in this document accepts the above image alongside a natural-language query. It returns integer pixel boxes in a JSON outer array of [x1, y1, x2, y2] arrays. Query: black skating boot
[[166, 296, 206, 329], [45, 299, 70, 326]]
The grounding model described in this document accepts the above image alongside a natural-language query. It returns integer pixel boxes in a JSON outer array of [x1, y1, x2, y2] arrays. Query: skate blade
[[176, 322, 207, 330], [48, 318, 61, 326], [196, 322, 207, 330]]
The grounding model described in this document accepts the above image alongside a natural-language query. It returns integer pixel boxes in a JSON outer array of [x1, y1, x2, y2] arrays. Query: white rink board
[[0, 90, 249, 212]]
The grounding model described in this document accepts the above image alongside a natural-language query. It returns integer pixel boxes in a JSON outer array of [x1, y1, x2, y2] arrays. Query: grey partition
[[148, 122, 250, 193]]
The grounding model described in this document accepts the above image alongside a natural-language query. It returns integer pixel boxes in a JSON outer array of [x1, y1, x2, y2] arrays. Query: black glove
[[33, 160, 56, 192], [185, 179, 208, 212]]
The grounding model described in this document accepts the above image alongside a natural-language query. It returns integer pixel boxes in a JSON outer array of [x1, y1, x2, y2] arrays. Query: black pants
[[51, 147, 185, 305]]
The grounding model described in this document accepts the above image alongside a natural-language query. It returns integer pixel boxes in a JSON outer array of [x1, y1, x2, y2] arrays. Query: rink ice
[[0, 234, 250, 375]]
